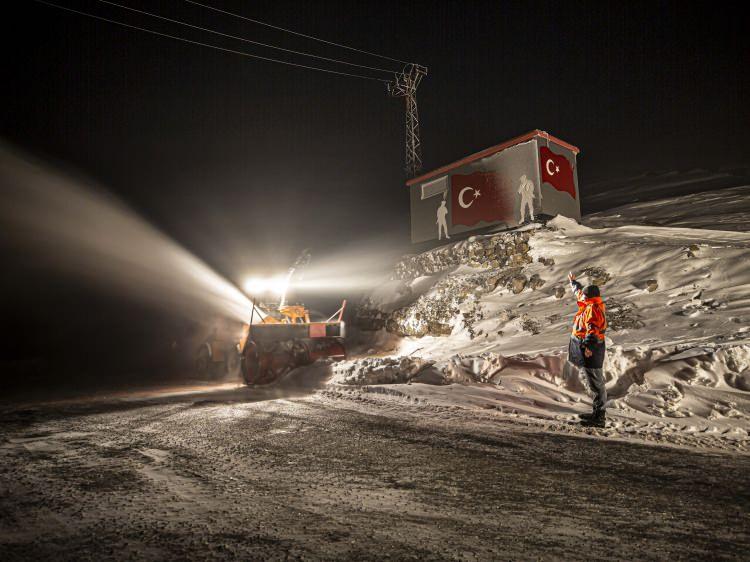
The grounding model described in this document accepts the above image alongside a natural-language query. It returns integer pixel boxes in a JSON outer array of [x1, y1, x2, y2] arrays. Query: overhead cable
[[95, 0, 399, 74], [32, 0, 391, 83], [184, 0, 410, 66]]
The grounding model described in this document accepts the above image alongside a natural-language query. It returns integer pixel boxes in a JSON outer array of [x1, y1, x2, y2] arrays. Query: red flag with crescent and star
[[540, 146, 576, 199], [450, 172, 513, 227]]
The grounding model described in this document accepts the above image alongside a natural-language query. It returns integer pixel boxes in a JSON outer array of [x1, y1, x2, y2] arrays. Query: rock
[[510, 275, 527, 294], [537, 256, 555, 266], [519, 314, 542, 335], [606, 297, 645, 330], [485, 275, 502, 291], [528, 274, 545, 291], [554, 286, 566, 299], [497, 309, 517, 323], [646, 279, 658, 292], [582, 266, 611, 286]]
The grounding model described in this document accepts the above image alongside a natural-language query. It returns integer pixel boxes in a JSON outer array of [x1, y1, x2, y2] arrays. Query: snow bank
[[347, 187, 750, 445], [332, 357, 439, 385], [334, 344, 750, 445]]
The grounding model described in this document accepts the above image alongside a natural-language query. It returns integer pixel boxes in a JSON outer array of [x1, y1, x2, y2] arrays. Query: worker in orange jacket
[[567, 271, 608, 427]]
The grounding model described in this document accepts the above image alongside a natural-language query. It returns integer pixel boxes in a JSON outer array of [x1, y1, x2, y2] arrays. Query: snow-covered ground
[[584, 184, 750, 231], [335, 187, 750, 451], [582, 168, 750, 212]]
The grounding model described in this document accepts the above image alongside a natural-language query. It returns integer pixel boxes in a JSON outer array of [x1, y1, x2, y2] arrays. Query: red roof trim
[[406, 129, 580, 186]]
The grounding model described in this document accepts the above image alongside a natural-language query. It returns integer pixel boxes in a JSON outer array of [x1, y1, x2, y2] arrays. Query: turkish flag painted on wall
[[540, 146, 576, 199], [451, 172, 512, 227]]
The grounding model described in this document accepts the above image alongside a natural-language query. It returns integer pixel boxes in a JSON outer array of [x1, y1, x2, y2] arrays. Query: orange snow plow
[[239, 300, 346, 385]]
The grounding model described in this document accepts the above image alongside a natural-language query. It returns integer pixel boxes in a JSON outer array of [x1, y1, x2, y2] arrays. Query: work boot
[[580, 411, 606, 428], [577, 411, 595, 421]]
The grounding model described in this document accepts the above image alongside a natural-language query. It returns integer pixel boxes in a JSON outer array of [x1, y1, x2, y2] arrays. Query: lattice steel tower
[[388, 64, 428, 177]]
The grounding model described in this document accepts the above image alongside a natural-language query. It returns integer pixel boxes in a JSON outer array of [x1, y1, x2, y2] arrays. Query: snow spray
[[0, 143, 253, 322]]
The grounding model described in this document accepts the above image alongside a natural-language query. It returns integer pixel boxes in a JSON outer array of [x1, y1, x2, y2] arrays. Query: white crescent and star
[[458, 186, 481, 208], [545, 159, 561, 175]]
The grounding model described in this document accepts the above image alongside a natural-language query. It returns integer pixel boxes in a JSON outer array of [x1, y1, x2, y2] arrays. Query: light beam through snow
[[0, 143, 253, 323]]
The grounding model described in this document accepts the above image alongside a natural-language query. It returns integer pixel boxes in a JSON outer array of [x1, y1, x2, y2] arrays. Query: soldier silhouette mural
[[518, 174, 537, 223], [408, 131, 581, 243], [436, 197, 450, 240]]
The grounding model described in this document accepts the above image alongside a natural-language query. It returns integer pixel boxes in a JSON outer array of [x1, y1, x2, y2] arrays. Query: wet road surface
[[0, 380, 748, 560]]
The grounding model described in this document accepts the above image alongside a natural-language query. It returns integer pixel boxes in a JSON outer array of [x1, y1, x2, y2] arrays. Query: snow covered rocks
[[356, 229, 548, 338], [390, 230, 534, 280]]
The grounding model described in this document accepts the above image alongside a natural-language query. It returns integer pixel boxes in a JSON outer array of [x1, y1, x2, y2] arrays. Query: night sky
[[1, 0, 748, 376]]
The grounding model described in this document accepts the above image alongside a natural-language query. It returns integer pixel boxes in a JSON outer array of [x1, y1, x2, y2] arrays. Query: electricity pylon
[[388, 64, 428, 177]]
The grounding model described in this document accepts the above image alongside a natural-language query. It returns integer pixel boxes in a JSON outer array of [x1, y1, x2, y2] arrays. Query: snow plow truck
[[238, 300, 346, 385]]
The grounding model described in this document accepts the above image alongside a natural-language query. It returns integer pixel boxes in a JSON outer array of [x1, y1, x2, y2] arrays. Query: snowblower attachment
[[239, 301, 346, 385]]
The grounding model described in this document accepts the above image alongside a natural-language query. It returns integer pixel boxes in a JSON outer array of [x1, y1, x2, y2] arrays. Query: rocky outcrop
[[392, 231, 534, 280], [357, 229, 546, 336], [384, 275, 482, 337], [355, 297, 389, 331]]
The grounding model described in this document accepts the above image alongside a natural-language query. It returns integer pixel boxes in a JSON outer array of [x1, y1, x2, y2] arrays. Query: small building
[[407, 130, 581, 243]]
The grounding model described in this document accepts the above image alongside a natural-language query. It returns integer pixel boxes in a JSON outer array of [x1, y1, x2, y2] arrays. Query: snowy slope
[[335, 204, 750, 450], [584, 185, 750, 232], [582, 168, 750, 213]]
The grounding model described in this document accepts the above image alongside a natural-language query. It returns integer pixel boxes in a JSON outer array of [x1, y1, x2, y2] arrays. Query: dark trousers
[[583, 367, 607, 414]]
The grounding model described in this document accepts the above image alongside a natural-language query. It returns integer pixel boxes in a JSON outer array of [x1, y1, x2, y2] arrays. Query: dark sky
[[1, 0, 748, 372], [4, 0, 749, 265]]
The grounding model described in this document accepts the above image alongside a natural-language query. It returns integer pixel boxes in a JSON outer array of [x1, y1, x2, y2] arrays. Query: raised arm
[[568, 272, 583, 298]]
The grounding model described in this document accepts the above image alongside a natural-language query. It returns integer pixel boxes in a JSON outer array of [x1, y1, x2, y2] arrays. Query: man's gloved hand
[[584, 347, 593, 358]]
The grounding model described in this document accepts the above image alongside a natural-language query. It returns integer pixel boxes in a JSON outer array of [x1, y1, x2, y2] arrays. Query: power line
[[185, 0, 410, 66], [32, 0, 391, 83], [94, 0, 399, 74]]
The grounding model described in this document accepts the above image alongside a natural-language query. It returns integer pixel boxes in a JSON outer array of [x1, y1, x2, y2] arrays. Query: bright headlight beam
[[0, 143, 255, 323], [243, 275, 289, 296]]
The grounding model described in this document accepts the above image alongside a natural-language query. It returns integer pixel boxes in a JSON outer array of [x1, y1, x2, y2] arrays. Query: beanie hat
[[583, 285, 600, 298]]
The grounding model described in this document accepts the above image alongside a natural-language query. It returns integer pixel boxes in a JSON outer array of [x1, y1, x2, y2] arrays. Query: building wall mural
[[409, 134, 580, 243]]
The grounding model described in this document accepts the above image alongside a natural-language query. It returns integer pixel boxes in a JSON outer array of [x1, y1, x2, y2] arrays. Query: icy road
[[1, 377, 748, 561]]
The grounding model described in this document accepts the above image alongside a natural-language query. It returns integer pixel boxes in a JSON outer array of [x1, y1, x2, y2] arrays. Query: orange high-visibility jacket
[[571, 296, 607, 344]]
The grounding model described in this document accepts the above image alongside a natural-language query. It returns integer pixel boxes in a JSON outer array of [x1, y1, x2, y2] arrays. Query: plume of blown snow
[[0, 142, 253, 322]]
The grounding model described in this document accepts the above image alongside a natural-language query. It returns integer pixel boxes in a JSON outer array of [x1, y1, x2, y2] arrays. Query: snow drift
[[339, 187, 750, 444]]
